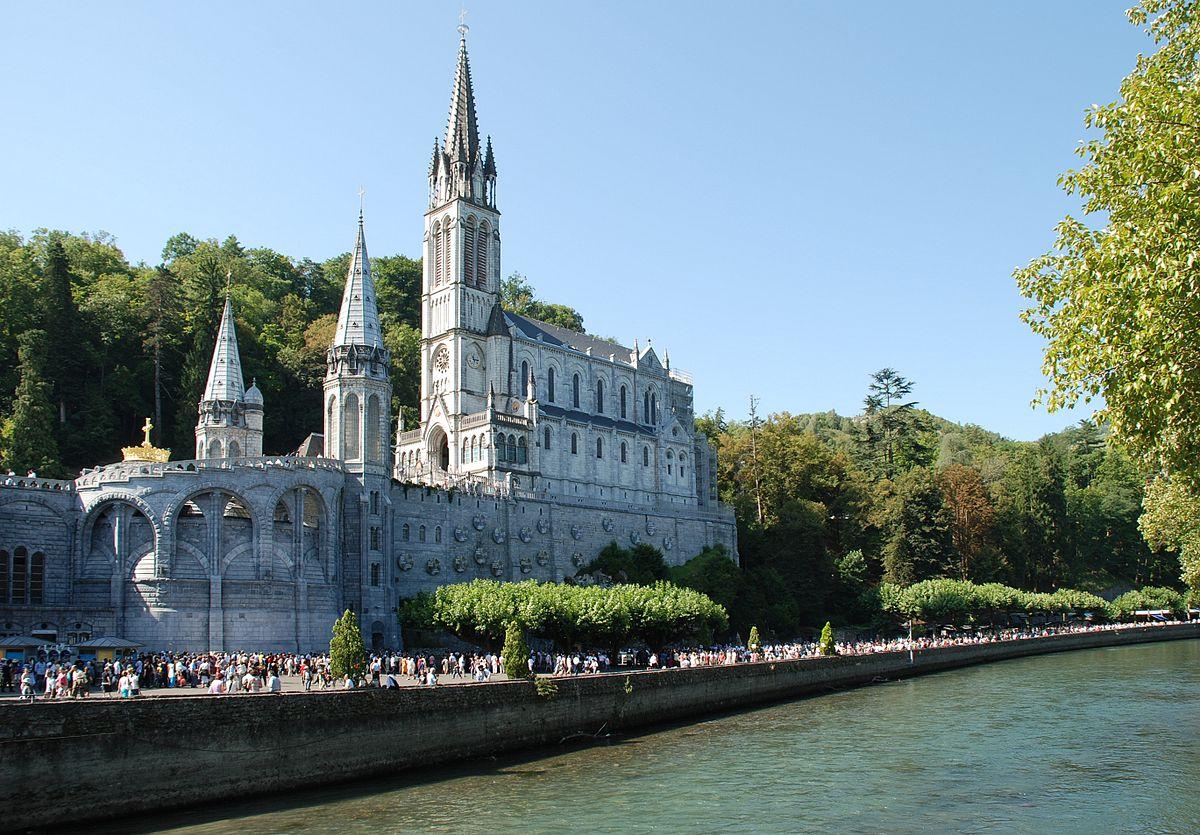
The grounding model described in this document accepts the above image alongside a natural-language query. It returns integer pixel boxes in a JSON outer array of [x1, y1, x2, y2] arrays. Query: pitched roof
[[333, 214, 385, 350], [505, 311, 632, 359], [203, 296, 245, 403]]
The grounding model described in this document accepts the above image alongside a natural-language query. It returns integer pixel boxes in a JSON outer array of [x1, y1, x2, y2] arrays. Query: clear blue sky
[[1, 2, 1148, 440]]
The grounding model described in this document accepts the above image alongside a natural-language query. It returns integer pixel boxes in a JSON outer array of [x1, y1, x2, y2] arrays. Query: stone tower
[[195, 296, 263, 459], [324, 209, 393, 640], [324, 211, 392, 474], [421, 30, 501, 433]]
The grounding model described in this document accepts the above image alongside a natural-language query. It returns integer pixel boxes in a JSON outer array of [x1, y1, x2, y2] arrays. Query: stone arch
[[220, 542, 256, 579], [427, 424, 450, 472]]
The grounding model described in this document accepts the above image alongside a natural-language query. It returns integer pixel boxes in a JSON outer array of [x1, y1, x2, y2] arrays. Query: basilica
[[0, 34, 737, 653]]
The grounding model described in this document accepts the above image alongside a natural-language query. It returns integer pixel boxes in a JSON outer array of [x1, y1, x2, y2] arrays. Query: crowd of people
[[0, 617, 1186, 701]]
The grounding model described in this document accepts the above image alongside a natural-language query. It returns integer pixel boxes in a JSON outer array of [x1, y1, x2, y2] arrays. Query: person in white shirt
[[208, 675, 226, 695], [266, 671, 282, 693]]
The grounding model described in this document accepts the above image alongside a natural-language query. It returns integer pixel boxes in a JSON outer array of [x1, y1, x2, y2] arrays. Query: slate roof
[[203, 296, 245, 403], [505, 311, 633, 359], [333, 214, 385, 350], [540, 404, 649, 434]]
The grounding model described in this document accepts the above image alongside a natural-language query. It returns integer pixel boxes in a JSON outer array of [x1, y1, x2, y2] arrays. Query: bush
[[1110, 586, 1187, 620], [819, 621, 837, 656], [501, 621, 531, 679], [329, 609, 366, 679]]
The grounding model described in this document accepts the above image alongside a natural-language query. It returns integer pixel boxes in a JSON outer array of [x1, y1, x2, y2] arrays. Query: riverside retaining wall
[[3, 623, 1199, 829]]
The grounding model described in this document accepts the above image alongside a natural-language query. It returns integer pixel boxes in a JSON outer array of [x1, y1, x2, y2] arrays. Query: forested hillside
[[694, 381, 1176, 635], [0, 229, 577, 476]]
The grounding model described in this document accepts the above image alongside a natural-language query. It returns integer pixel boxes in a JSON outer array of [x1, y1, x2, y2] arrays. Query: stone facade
[[0, 33, 737, 653]]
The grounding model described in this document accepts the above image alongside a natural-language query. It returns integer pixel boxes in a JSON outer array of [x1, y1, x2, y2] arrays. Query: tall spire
[[333, 210, 385, 350], [444, 31, 480, 164], [203, 296, 246, 403]]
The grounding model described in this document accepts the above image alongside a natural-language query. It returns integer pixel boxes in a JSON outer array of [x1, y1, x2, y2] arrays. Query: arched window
[[463, 217, 477, 286], [208, 439, 221, 459], [11, 547, 27, 604], [544, 426, 551, 450], [435, 526, 442, 544], [521, 361, 529, 392], [461, 439, 469, 464], [497, 432, 507, 462], [370, 563, 380, 587], [419, 525, 426, 543], [506, 435, 517, 463], [548, 367, 556, 402], [367, 395, 382, 463], [402, 523, 410, 542], [227, 440, 240, 458], [643, 446, 650, 466], [644, 391, 649, 423], [571, 433, 578, 455], [441, 221, 453, 286], [471, 436, 479, 463], [572, 374, 580, 408], [476, 221, 489, 288], [650, 393, 657, 424], [518, 437, 528, 464], [327, 395, 337, 451], [433, 221, 443, 286], [667, 449, 674, 475], [596, 379, 604, 413], [596, 437, 604, 459], [621, 441, 628, 463], [620, 386, 627, 419], [343, 393, 360, 460]]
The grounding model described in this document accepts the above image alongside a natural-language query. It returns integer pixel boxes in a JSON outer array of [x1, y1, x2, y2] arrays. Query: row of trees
[[0, 230, 581, 475], [400, 579, 728, 652]]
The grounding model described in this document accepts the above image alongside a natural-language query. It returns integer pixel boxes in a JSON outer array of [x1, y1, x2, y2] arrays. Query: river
[[114, 640, 1200, 834]]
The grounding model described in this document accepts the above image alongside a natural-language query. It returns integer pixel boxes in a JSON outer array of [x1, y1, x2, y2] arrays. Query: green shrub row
[[399, 579, 728, 651], [875, 578, 1188, 627]]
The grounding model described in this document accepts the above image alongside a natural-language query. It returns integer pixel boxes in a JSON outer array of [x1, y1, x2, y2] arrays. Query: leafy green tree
[[0, 330, 65, 477], [329, 610, 366, 680], [501, 621, 531, 679], [580, 542, 669, 585], [500, 272, 585, 332]]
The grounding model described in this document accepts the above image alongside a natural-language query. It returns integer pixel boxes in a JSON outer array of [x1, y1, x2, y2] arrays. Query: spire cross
[[458, 6, 469, 39], [357, 186, 366, 219], [142, 417, 153, 446]]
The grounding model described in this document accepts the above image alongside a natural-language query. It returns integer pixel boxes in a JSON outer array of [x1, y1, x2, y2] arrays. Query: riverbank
[[3, 622, 1198, 830]]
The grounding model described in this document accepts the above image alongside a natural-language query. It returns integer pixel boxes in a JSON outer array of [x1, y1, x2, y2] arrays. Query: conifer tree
[[39, 237, 84, 429], [819, 621, 837, 656], [329, 610, 366, 680], [501, 621, 531, 679], [0, 330, 65, 477], [747, 625, 762, 655]]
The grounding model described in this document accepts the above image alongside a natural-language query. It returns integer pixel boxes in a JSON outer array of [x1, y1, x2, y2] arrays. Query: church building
[[0, 32, 737, 653]]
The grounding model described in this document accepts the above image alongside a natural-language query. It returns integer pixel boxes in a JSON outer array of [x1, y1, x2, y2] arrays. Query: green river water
[[116, 640, 1200, 834]]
